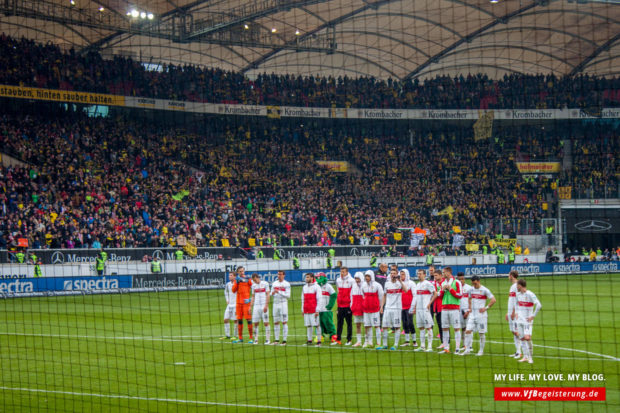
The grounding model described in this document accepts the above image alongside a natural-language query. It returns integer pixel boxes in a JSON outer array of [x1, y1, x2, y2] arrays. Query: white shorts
[[382, 309, 401, 329], [441, 310, 462, 329], [460, 309, 469, 327], [224, 305, 236, 321], [304, 313, 319, 327], [353, 315, 364, 324], [415, 309, 434, 329], [466, 314, 488, 333], [272, 303, 289, 323], [517, 322, 533, 337], [252, 307, 270, 324], [509, 319, 518, 333], [363, 312, 381, 327]]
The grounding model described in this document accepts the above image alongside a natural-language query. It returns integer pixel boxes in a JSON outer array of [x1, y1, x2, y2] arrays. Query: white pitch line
[[208, 338, 613, 362], [487, 340, 620, 362], [0, 386, 350, 413], [1, 331, 617, 362]]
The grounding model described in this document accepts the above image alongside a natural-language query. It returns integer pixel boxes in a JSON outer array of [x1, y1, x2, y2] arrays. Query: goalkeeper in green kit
[[316, 272, 338, 344]]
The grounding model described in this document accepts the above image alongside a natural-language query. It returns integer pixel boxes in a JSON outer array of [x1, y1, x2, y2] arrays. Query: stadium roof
[[1, 0, 620, 80]]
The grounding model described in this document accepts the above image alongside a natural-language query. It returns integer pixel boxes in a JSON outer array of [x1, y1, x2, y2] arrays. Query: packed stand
[[3, 110, 614, 250], [2, 35, 620, 109]]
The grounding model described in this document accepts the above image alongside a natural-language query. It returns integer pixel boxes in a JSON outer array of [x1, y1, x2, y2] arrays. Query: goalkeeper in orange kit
[[232, 266, 254, 343]]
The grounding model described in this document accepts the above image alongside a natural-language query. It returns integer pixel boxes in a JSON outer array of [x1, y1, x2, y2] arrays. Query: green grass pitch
[[0, 273, 618, 412]]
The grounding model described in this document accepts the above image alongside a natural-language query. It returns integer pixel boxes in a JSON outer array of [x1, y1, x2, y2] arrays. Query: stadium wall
[[0, 261, 617, 299]]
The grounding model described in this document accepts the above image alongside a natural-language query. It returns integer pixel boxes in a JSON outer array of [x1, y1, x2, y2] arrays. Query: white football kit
[[271, 280, 291, 323], [460, 283, 472, 326], [224, 281, 237, 320], [507, 282, 518, 332], [413, 280, 435, 329], [251, 280, 270, 323], [515, 290, 541, 337], [382, 279, 404, 328], [466, 285, 495, 333]]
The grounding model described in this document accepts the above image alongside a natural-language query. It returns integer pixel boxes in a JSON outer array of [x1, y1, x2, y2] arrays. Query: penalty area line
[[0, 386, 350, 413]]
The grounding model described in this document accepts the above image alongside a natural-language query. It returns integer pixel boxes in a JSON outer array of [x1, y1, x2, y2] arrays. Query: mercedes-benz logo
[[51, 251, 65, 264], [349, 248, 359, 257], [277, 249, 286, 259], [152, 250, 164, 261], [575, 220, 612, 232]]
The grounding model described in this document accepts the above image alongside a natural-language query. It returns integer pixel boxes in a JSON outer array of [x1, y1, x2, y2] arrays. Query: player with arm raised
[[231, 266, 253, 343], [271, 270, 291, 345], [512, 279, 541, 364], [411, 269, 437, 352], [221, 272, 237, 340], [506, 270, 521, 358], [250, 273, 271, 345], [301, 273, 322, 346], [461, 275, 496, 356]]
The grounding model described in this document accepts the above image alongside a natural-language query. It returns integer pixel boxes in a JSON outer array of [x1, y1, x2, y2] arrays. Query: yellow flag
[[183, 241, 197, 257], [266, 106, 281, 119], [219, 166, 232, 178], [474, 110, 494, 141]]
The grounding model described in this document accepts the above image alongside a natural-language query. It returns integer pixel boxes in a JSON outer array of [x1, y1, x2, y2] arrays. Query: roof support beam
[[241, 0, 394, 73], [569, 32, 620, 75], [404, 0, 544, 80]]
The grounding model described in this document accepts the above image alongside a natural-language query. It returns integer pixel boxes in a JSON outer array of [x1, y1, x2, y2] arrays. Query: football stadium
[[0, 0, 619, 412]]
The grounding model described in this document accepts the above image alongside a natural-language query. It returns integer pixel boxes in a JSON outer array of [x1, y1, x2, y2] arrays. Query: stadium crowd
[[1, 108, 617, 250], [2, 34, 620, 109]]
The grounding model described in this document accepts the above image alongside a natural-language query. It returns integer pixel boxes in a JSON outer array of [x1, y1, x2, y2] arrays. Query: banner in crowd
[[316, 160, 349, 172], [465, 244, 480, 252], [473, 110, 494, 141], [5, 85, 620, 121], [516, 162, 562, 174], [0, 85, 125, 106], [488, 238, 518, 249], [559, 186, 572, 200]]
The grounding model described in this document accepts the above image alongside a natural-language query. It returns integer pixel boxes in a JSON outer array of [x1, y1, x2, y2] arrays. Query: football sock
[[455, 330, 462, 351]]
